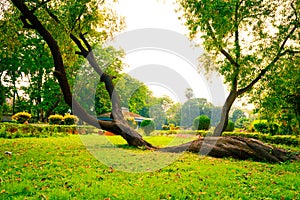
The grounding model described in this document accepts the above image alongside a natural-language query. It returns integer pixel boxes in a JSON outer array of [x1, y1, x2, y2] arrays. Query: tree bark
[[214, 91, 237, 136], [160, 136, 299, 163]]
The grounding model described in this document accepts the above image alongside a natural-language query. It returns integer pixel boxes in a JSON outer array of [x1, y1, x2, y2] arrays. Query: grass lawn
[[0, 135, 299, 199]]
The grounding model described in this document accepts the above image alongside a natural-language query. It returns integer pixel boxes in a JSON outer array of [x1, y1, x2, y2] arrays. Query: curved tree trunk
[[160, 136, 299, 163], [11, 0, 155, 149], [213, 91, 237, 136]]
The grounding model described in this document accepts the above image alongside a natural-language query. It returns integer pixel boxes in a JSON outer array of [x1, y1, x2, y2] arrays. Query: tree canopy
[[177, 0, 300, 135]]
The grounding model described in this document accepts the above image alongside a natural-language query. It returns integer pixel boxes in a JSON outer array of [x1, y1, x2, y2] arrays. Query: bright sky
[[110, 0, 227, 106]]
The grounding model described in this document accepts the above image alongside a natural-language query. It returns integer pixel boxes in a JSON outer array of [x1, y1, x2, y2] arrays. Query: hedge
[[0, 123, 98, 139], [153, 130, 299, 146]]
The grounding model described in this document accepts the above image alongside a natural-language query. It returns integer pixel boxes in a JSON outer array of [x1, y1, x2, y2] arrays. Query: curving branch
[[237, 21, 299, 96], [205, 21, 239, 68]]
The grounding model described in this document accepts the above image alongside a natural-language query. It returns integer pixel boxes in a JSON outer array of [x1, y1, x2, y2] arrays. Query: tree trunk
[[160, 136, 299, 163], [214, 91, 237, 136]]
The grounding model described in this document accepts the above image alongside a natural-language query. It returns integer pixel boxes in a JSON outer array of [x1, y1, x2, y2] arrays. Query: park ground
[[0, 135, 299, 200]]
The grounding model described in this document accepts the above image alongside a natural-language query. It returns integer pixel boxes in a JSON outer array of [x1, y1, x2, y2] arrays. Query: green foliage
[[11, 112, 31, 124], [193, 115, 210, 130], [225, 120, 235, 132], [235, 117, 250, 129], [269, 122, 279, 136], [0, 123, 77, 138], [251, 57, 300, 136], [230, 109, 246, 122], [140, 120, 155, 136], [48, 114, 64, 125], [252, 120, 269, 133], [63, 114, 79, 125], [177, 0, 300, 135], [162, 125, 169, 130], [126, 117, 137, 129]]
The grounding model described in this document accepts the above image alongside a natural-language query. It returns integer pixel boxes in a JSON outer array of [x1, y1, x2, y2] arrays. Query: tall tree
[[7, 0, 155, 148], [177, 0, 300, 135], [184, 88, 194, 100], [230, 109, 246, 123]]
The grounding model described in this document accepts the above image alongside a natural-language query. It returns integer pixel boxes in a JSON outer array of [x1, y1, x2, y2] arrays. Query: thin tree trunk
[[214, 91, 237, 136]]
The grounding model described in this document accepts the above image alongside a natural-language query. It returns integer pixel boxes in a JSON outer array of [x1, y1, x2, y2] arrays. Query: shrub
[[193, 115, 210, 130], [126, 117, 137, 129], [235, 117, 250, 129], [48, 114, 63, 125], [140, 119, 155, 136], [253, 120, 269, 133], [269, 122, 279, 135], [0, 123, 74, 138], [11, 112, 31, 124], [225, 120, 235, 132], [162, 125, 169, 130], [63, 114, 79, 125], [169, 124, 175, 130]]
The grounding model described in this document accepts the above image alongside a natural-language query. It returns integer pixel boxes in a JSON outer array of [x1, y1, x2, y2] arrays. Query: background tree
[[166, 102, 181, 126], [229, 108, 246, 123], [251, 56, 300, 135], [177, 0, 300, 135], [184, 88, 194, 100], [5, 0, 155, 148], [181, 98, 212, 128]]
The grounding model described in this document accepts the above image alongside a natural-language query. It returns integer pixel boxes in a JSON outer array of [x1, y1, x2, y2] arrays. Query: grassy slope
[[0, 135, 299, 200]]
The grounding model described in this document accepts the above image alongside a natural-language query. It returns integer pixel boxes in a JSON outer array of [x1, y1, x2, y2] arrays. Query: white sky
[[112, 0, 227, 105]]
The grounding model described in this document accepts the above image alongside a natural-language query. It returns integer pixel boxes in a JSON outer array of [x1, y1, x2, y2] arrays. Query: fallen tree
[[160, 136, 299, 163]]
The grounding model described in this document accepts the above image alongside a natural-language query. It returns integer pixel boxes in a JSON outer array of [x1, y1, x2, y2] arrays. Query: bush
[[48, 114, 63, 125], [235, 117, 250, 129], [140, 119, 155, 136], [269, 122, 279, 135], [11, 112, 31, 124], [169, 124, 176, 130], [193, 115, 210, 130], [225, 120, 235, 132], [253, 120, 269, 133], [63, 114, 79, 125], [0, 123, 76, 138], [126, 117, 137, 129], [162, 125, 169, 130]]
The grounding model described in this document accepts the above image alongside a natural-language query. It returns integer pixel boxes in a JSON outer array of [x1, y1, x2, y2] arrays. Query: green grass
[[0, 135, 299, 199]]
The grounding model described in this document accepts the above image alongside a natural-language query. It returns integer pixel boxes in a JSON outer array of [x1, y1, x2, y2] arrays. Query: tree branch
[[69, 33, 88, 56], [280, 49, 300, 56], [30, 0, 51, 13], [79, 33, 92, 52], [206, 21, 239, 68], [238, 22, 299, 96], [20, 15, 35, 29]]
